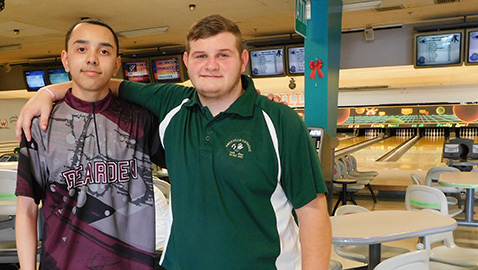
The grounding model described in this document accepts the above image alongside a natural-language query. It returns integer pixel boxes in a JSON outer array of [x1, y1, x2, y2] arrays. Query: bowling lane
[[351, 136, 410, 164], [398, 137, 446, 168], [337, 136, 371, 150], [349, 134, 447, 189]]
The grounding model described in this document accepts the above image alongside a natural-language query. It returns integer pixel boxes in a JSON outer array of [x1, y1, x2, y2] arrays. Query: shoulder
[[121, 80, 195, 96], [256, 95, 303, 123], [113, 97, 157, 119]]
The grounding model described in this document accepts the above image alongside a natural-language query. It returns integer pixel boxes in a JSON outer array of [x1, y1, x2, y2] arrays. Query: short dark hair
[[186, 14, 243, 53], [65, 18, 119, 55]]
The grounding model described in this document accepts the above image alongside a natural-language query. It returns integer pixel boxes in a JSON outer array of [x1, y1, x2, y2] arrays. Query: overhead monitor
[[286, 45, 305, 75], [47, 67, 70, 84], [24, 69, 47, 91], [414, 30, 464, 68], [151, 55, 187, 83], [122, 59, 151, 83], [249, 47, 285, 77], [466, 28, 478, 65]]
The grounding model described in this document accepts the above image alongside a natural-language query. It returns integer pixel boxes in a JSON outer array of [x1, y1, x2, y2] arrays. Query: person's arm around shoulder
[[295, 193, 331, 270], [16, 195, 39, 270], [15, 79, 124, 142], [15, 81, 71, 142]]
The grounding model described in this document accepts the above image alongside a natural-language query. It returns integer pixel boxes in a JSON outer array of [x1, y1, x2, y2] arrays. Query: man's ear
[[61, 50, 70, 72], [240, 50, 249, 73], [113, 56, 121, 77], [183, 51, 189, 68]]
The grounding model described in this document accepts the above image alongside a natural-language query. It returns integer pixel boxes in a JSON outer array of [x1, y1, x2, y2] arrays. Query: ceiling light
[[189, 4, 196, 11], [343, 0, 382, 12], [117, 26, 169, 38], [0, 44, 22, 52]]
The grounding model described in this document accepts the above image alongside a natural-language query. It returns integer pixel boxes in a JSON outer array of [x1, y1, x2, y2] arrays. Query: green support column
[[304, 0, 342, 214]]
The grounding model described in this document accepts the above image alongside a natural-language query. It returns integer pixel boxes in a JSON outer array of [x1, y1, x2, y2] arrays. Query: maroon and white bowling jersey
[[16, 90, 164, 270]]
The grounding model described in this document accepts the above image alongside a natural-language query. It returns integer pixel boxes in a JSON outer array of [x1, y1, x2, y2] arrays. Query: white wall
[[0, 98, 29, 141], [338, 84, 478, 106]]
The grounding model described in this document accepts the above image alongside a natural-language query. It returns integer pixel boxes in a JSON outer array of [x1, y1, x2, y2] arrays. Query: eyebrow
[[72, 39, 114, 49], [191, 48, 233, 54]]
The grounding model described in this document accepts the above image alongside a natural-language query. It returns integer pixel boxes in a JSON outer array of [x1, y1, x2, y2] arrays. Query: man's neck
[[71, 87, 109, 102], [199, 88, 245, 117]]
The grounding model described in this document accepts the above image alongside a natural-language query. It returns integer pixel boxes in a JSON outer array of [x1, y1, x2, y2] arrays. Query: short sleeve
[[15, 119, 48, 204], [278, 110, 327, 209]]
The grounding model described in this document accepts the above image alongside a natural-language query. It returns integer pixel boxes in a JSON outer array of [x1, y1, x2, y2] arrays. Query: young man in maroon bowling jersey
[[15, 19, 165, 270]]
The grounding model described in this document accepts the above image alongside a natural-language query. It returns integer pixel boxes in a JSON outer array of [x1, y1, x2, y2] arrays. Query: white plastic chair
[[410, 173, 458, 206], [417, 209, 478, 268], [425, 167, 462, 207], [346, 155, 378, 177], [153, 176, 171, 202], [333, 205, 410, 264], [336, 159, 377, 203], [405, 185, 463, 218], [0, 169, 42, 263], [0, 169, 18, 263], [374, 250, 429, 270], [328, 259, 342, 270], [332, 163, 365, 213], [334, 204, 369, 216]]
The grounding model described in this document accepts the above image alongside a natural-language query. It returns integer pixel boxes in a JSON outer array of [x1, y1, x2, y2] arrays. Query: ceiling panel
[[0, 0, 477, 89]]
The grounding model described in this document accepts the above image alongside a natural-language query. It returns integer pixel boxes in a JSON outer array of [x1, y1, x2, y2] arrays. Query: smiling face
[[183, 31, 248, 107], [61, 22, 121, 101]]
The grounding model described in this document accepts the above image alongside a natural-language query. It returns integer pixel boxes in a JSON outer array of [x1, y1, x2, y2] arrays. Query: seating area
[[332, 154, 380, 214], [330, 159, 478, 270]]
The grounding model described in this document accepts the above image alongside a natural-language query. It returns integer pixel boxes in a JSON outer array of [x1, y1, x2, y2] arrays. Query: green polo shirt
[[120, 75, 327, 270]]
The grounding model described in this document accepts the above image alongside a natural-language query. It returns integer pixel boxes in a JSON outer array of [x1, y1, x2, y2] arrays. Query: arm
[[15, 79, 124, 142], [16, 196, 39, 270], [295, 193, 331, 270]]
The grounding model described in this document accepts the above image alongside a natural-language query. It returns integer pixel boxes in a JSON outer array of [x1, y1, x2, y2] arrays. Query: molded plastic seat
[[418, 209, 478, 268], [405, 185, 463, 218], [425, 167, 463, 198], [332, 163, 365, 213], [346, 155, 378, 176], [374, 250, 429, 270], [0, 169, 42, 263], [410, 173, 458, 206], [153, 176, 171, 202], [336, 159, 377, 203], [328, 259, 343, 270]]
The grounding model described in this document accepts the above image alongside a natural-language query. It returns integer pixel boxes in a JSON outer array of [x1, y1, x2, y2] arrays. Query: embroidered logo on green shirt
[[226, 139, 252, 159]]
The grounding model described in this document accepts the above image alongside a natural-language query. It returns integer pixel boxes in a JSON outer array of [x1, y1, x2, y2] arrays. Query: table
[[439, 171, 478, 227], [331, 210, 457, 270], [332, 179, 357, 215]]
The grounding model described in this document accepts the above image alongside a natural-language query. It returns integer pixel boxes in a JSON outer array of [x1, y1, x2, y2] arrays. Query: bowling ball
[[355, 108, 365, 114], [383, 117, 405, 124], [471, 53, 478, 62], [436, 106, 446, 115], [337, 108, 350, 124], [453, 105, 478, 122]]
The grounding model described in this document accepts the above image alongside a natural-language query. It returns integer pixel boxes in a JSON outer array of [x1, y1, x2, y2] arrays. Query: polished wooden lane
[[348, 136, 447, 191], [337, 136, 370, 150]]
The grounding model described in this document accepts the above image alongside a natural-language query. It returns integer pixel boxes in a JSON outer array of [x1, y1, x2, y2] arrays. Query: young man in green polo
[[17, 14, 331, 270]]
